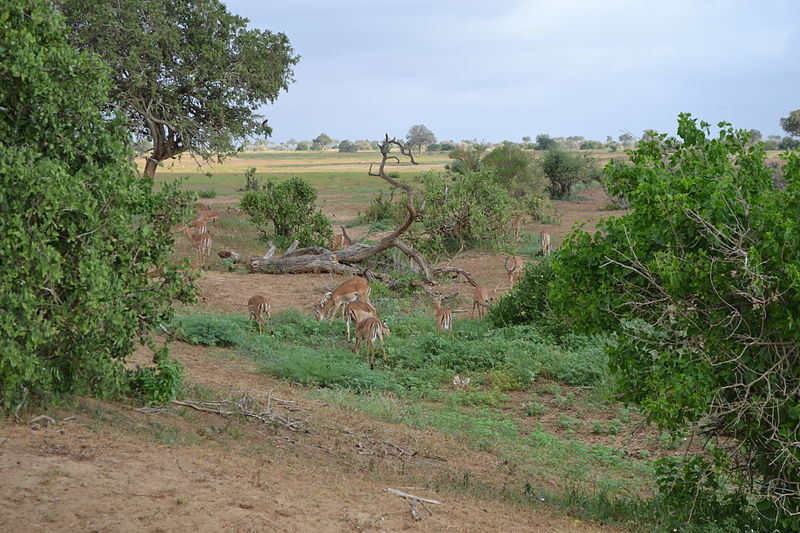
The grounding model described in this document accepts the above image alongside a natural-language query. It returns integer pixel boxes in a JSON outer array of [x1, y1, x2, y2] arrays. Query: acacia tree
[[406, 124, 436, 153], [780, 109, 800, 138], [58, 0, 299, 177], [552, 114, 800, 528], [1, 0, 194, 409]]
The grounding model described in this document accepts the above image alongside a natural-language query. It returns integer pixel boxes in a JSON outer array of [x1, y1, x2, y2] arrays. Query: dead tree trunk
[[246, 135, 436, 283]]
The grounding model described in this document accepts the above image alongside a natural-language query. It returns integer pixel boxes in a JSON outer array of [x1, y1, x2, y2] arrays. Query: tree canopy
[[780, 109, 800, 137], [406, 124, 437, 153], [58, 0, 299, 177], [1, 0, 194, 409]]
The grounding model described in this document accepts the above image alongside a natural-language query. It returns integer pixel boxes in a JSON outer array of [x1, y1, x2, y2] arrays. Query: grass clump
[[170, 314, 249, 347]]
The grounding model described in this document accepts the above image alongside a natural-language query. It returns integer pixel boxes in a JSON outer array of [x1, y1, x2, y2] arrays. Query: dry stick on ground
[[243, 135, 436, 283], [384, 488, 441, 521], [172, 398, 307, 433], [431, 266, 478, 287]]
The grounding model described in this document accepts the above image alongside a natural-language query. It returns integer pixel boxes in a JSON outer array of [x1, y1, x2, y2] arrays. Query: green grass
[[171, 308, 651, 498]]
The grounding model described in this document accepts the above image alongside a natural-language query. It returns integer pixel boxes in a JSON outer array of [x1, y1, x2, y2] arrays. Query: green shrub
[[128, 348, 183, 405], [239, 177, 333, 247], [197, 189, 217, 198], [171, 314, 248, 347], [489, 258, 556, 328], [540, 148, 600, 199], [407, 169, 513, 253], [552, 113, 800, 527]]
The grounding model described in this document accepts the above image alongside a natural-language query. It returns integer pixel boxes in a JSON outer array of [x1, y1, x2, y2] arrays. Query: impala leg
[[328, 302, 342, 323]]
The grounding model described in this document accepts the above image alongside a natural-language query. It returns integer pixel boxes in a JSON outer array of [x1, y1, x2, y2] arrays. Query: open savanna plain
[[3, 150, 686, 532]]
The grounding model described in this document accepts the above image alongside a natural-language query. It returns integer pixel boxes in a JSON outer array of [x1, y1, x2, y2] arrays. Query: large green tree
[[551, 114, 800, 528], [58, 0, 299, 177], [1, 0, 195, 409]]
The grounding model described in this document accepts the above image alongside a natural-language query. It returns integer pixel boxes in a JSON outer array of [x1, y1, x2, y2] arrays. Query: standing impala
[[315, 277, 371, 322], [434, 297, 454, 338], [511, 215, 523, 241], [540, 232, 551, 256], [471, 285, 493, 319], [354, 317, 390, 370], [176, 225, 213, 270], [344, 301, 377, 344], [504, 255, 525, 285], [247, 294, 272, 334]]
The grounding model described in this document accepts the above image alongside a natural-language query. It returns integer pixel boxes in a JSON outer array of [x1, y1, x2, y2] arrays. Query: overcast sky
[[223, 0, 799, 144]]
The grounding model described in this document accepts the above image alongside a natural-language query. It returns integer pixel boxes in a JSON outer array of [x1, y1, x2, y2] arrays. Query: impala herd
[[177, 205, 553, 369]]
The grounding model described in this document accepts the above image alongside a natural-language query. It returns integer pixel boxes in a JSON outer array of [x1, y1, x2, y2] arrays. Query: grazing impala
[[354, 317, 390, 370], [247, 294, 272, 334], [540, 232, 551, 256], [471, 285, 493, 319], [315, 277, 371, 322], [504, 255, 525, 285], [344, 301, 377, 344], [434, 298, 454, 338]]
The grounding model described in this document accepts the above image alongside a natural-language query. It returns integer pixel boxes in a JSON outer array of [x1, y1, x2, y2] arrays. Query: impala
[[185, 228, 212, 270], [504, 255, 525, 285], [540, 232, 551, 256], [471, 285, 493, 319], [197, 205, 222, 228], [344, 301, 377, 344], [315, 277, 371, 322], [331, 226, 354, 251], [188, 218, 208, 235], [510, 215, 523, 241], [434, 298, 454, 338], [354, 316, 390, 370], [247, 294, 272, 334]]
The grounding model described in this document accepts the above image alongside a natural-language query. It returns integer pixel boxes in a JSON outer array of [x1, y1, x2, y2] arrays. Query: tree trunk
[[144, 158, 159, 178]]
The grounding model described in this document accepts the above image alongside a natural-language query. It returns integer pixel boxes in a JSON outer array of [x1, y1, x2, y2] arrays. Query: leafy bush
[[128, 348, 184, 405], [481, 144, 547, 200], [0, 1, 194, 410], [654, 454, 755, 530], [358, 189, 405, 224], [239, 177, 333, 247], [490, 258, 556, 327], [338, 139, 358, 153], [171, 314, 249, 347], [240, 167, 261, 191], [198, 189, 217, 198], [447, 144, 485, 173], [407, 169, 513, 253], [540, 148, 600, 199], [552, 113, 800, 527]]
